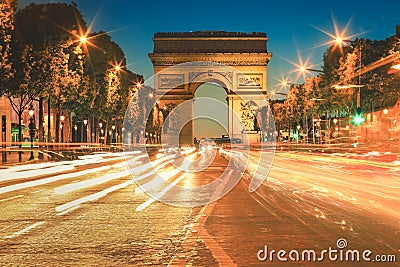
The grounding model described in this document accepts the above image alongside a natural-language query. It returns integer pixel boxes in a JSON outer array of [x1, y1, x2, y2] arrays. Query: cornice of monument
[[149, 52, 272, 66]]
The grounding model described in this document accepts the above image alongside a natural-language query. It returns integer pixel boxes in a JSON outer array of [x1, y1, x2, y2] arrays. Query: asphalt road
[[0, 148, 398, 266]]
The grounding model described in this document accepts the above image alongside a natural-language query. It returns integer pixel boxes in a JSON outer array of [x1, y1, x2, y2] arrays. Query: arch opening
[[193, 82, 228, 140]]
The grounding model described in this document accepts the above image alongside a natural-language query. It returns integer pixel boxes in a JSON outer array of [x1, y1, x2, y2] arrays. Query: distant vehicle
[[199, 135, 242, 146], [199, 138, 216, 152]]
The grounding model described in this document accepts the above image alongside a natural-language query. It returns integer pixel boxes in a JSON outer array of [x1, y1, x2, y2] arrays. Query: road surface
[[0, 147, 398, 266]]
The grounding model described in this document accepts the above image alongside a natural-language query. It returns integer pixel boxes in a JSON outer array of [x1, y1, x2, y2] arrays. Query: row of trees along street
[[272, 33, 400, 142], [0, 1, 145, 155]]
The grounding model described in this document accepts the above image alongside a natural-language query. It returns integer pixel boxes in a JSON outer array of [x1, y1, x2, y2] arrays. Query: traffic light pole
[[2, 115, 6, 163]]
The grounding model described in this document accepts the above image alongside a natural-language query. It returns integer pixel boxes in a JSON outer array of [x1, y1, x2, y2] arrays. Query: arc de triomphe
[[148, 31, 272, 145]]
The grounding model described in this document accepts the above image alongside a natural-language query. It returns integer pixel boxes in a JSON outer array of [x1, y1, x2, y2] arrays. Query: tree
[[0, 0, 16, 91], [12, 2, 89, 143], [85, 32, 143, 144], [7, 45, 42, 160], [0, 0, 16, 93]]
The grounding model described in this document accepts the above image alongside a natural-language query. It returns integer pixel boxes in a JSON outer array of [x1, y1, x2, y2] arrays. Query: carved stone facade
[[149, 31, 272, 144]]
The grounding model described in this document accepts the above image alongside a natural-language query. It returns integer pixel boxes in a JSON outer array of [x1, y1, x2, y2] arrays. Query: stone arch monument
[[148, 31, 272, 145]]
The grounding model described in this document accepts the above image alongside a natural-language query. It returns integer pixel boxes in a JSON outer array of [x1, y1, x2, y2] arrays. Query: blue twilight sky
[[19, 0, 400, 94]]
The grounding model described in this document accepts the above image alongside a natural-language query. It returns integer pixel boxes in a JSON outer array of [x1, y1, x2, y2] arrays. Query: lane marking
[[56, 205, 81, 216], [4, 221, 45, 239], [0, 194, 24, 203], [169, 169, 236, 266], [32, 189, 46, 194], [55, 180, 133, 213]]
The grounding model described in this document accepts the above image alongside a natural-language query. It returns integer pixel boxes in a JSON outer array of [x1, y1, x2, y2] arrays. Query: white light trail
[[54, 170, 130, 195], [135, 173, 187, 212], [0, 166, 111, 195], [0, 165, 75, 180], [55, 180, 133, 213]]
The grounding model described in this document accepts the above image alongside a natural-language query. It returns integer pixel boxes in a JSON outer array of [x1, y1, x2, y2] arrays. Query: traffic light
[[352, 107, 366, 125]]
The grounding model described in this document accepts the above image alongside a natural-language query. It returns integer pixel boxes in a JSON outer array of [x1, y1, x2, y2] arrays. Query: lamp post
[[334, 38, 363, 111], [99, 122, 103, 143], [296, 125, 301, 143], [111, 125, 116, 144], [28, 106, 35, 160], [269, 90, 287, 98], [83, 119, 88, 143], [60, 115, 65, 144], [74, 125, 78, 143], [299, 66, 324, 74]]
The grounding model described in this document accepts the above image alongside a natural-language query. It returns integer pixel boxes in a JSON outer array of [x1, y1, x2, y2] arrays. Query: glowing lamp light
[[335, 37, 343, 44], [79, 36, 88, 44], [28, 109, 34, 117], [387, 63, 400, 74], [352, 115, 366, 125]]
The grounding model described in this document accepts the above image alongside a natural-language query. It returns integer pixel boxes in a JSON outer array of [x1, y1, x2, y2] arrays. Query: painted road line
[[168, 170, 236, 266], [0, 194, 24, 203], [32, 189, 47, 194], [55, 180, 133, 213], [4, 221, 45, 239], [56, 205, 81, 216]]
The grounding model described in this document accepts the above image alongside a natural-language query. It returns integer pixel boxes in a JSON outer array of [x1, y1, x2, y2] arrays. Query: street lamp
[[270, 90, 287, 96], [299, 66, 324, 73], [269, 90, 287, 100], [388, 63, 400, 74], [83, 119, 88, 143], [98, 122, 103, 143], [28, 105, 35, 160], [296, 125, 301, 143], [60, 115, 65, 143], [334, 38, 363, 111], [111, 125, 116, 144], [74, 125, 78, 143]]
